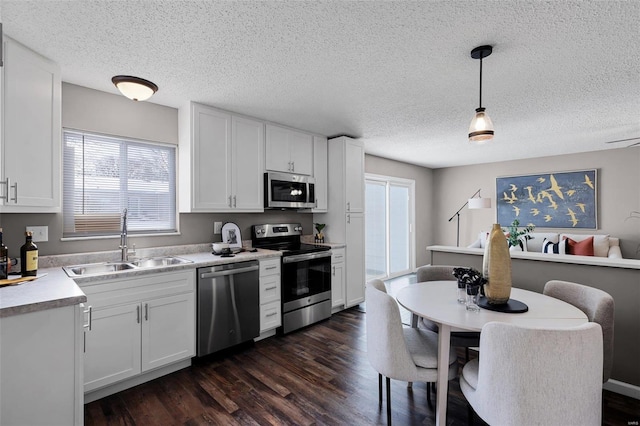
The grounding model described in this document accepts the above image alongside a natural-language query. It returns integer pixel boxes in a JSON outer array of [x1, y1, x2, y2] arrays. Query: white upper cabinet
[[265, 124, 313, 175], [1, 37, 61, 212], [312, 136, 328, 212], [344, 138, 365, 213], [179, 102, 264, 212]]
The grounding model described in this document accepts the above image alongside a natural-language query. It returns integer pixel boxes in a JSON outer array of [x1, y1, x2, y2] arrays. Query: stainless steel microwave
[[264, 172, 316, 209]]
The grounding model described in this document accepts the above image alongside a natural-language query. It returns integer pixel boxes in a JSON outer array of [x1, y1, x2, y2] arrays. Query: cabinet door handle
[[347, 214, 351, 224], [145, 303, 149, 321], [136, 305, 140, 323], [0, 178, 8, 201], [10, 181, 17, 203], [265, 286, 277, 291], [332, 266, 335, 275], [291, 161, 294, 172], [83, 305, 93, 331], [228, 196, 232, 207], [233, 195, 237, 207], [347, 202, 350, 211]]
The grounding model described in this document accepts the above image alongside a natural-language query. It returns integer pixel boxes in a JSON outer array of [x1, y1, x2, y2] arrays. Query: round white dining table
[[396, 281, 588, 426]]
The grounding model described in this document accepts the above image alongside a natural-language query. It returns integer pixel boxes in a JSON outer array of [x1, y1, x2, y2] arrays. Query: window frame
[[62, 128, 179, 240]]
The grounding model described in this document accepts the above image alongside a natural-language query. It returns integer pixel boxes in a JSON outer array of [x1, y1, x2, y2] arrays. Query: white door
[[332, 261, 345, 308], [265, 124, 292, 173], [365, 174, 415, 280], [289, 130, 313, 175], [84, 303, 142, 392], [141, 293, 195, 372], [232, 116, 264, 210], [193, 105, 232, 210], [312, 136, 328, 211], [2, 37, 61, 209], [345, 213, 365, 307], [345, 139, 364, 212]]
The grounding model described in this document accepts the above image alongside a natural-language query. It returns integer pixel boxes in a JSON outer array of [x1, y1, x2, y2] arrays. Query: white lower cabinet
[[81, 270, 196, 395], [331, 248, 346, 308], [142, 293, 195, 371], [258, 258, 281, 332], [0, 304, 84, 425], [84, 303, 141, 392]]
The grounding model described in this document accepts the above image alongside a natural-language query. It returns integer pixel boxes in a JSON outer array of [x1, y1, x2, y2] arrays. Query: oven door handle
[[282, 251, 332, 264]]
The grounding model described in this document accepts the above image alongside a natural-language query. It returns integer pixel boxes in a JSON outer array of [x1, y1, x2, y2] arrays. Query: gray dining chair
[[543, 280, 615, 383], [460, 321, 603, 425], [365, 279, 458, 425], [413, 265, 480, 359]]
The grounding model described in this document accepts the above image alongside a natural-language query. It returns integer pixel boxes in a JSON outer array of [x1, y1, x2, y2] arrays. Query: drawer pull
[[266, 312, 278, 317], [265, 266, 277, 270], [265, 286, 277, 291]]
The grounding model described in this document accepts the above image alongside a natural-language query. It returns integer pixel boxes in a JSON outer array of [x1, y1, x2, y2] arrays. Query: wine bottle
[[20, 231, 38, 277], [0, 228, 8, 280]]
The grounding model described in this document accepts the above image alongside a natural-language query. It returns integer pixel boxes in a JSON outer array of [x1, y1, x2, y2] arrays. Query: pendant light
[[111, 75, 158, 101], [468, 45, 494, 143]]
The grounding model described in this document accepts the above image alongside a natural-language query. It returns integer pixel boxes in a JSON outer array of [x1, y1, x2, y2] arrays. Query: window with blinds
[[63, 130, 177, 238]]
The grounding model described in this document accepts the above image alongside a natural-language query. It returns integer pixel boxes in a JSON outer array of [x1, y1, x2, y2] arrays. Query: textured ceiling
[[2, 1, 639, 168]]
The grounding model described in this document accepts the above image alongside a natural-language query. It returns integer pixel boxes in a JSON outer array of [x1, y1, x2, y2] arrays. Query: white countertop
[[0, 248, 281, 318]]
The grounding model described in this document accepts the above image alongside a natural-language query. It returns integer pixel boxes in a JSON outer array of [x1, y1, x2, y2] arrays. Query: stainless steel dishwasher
[[197, 260, 260, 356]]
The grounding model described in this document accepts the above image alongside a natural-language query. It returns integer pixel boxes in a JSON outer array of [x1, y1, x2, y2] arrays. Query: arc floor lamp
[[448, 189, 491, 246]]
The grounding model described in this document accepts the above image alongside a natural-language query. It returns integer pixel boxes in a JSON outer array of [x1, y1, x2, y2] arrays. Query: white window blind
[[63, 130, 177, 237]]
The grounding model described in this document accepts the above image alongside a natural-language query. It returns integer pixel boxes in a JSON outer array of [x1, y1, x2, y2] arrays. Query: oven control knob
[[256, 229, 263, 235], [294, 226, 302, 232]]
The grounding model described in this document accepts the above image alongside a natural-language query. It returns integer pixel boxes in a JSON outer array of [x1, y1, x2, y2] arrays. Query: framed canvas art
[[496, 169, 597, 229]]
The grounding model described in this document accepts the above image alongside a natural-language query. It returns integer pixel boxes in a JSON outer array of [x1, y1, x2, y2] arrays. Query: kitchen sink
[[64, 262, 137, 277], [63, 256, 193, 277], [131, 256, 193, 268]]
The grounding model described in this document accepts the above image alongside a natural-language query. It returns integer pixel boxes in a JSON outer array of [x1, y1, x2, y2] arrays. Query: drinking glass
[[457, 281, 466, 304], [466, 284, 481, 312]]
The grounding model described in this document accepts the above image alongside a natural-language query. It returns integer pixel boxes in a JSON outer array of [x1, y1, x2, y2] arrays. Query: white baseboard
[[84, 359, 191, 404], [604, 379, 640, 400]]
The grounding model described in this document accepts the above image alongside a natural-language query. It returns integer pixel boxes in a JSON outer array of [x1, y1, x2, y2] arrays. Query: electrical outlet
[[26, 226, 48, 242], [214, 222, 223, 234]]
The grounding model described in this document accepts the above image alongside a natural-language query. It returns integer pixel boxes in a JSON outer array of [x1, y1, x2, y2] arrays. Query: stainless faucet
[[120, 208, 128, 261]]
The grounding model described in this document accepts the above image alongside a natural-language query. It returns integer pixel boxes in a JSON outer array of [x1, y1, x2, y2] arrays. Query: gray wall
[[364, 154, 434, 268], [432, 148, 640, 259], [0, 83, 312, 256]]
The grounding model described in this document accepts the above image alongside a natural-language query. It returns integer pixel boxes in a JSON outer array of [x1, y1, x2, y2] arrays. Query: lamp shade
[[468, 197, 491, 209], [468, 107, 494, 143], [111, 75, 158, 101]]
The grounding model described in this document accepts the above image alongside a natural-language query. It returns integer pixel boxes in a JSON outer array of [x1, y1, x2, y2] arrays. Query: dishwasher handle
[[200, 264, 259, 279]]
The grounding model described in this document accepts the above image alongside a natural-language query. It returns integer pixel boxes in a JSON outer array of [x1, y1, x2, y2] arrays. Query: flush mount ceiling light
[[111, 75, 158, 101], [468, 45, 494, 143]]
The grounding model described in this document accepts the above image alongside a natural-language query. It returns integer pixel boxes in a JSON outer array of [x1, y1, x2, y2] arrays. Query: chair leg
[[407, 381, 413, 388], [386, 377, 392, 425], [467, 402, 474, 425], [379, 374, 383, 406], [427, 382, 431, 402], [465, 347, 470, 362]]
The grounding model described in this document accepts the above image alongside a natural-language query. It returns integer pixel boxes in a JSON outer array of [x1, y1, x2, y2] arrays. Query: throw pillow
[[564, 236, 595, 256], [542, 238, 567, 255]]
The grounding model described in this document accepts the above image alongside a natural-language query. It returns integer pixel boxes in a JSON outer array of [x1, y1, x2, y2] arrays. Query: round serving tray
[[478, 296, 529, 313]]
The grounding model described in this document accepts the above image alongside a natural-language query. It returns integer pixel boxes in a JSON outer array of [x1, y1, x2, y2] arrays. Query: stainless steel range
[[251, 223, 332, 333]]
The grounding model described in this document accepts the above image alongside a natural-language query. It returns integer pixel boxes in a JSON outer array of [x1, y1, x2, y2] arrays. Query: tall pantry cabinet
[[314, 136, 365, 309]]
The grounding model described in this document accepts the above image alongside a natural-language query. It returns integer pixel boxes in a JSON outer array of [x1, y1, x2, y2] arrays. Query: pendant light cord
[[478, 56, 483, 109]]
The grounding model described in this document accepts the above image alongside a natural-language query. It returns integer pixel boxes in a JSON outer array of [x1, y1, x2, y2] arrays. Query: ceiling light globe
[[111, 76, 158, 101], [468, 107, 494, 143]]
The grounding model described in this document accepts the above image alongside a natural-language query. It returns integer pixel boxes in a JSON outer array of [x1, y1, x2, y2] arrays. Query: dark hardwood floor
[[85, 308, 640, 425]]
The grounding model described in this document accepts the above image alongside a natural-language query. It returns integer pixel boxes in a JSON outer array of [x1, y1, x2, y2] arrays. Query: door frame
[[365, 173, 416, 280]]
